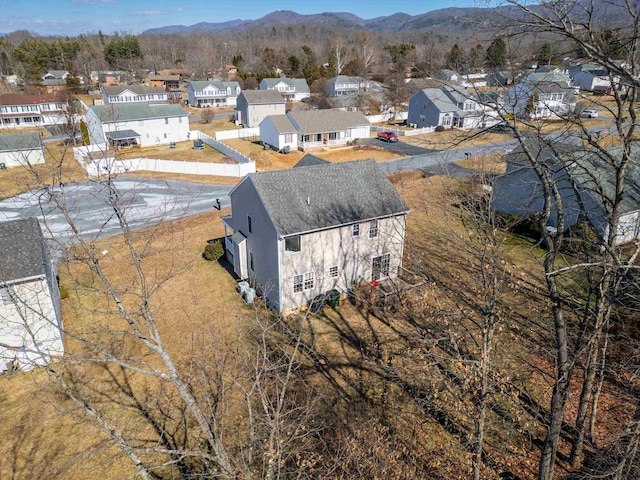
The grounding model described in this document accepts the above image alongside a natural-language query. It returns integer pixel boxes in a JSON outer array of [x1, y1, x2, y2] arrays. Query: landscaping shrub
[[560, 222, 598, 257], [59, 286, 70, 299], [435, 125, 446, 132], [203, 241, 224, 261]]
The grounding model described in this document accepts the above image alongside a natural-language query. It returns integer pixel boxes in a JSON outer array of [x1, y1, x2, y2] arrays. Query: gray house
[[235, 90, 286, 127], [222, 159, 409, 312], [492, 141, 640, 245], [407, 85, 498, 129], [503, 72, 577, 119], [259, 78, 310, 102], [0, 218, 63, 372]]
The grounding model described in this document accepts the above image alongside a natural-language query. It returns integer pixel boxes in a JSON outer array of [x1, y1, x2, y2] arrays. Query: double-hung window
[[353, 224, 360, 237], [369, 219, 378, 238], [293, 272, 314, 293]]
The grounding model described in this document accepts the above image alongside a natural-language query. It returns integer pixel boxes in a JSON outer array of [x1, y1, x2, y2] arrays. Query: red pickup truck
[[377, 131, 399, 142]]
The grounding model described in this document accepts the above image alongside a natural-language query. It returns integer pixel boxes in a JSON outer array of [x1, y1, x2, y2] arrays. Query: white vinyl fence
[[370, 125, 435, 136], [74, 133, 256, 177], [366, 111, 408, 123], [214, 127, 260, 141]]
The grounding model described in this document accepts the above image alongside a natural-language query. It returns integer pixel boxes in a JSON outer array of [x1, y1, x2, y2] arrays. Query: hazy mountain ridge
[[141, 2, 631, 36]]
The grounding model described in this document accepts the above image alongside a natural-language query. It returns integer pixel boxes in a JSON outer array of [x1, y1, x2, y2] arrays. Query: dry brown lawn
[[401, 129, 514, 149], [115, 140, 233, 163], [453, 154, 506, 173], [223, 138, 405, 171], [0, 142, 89, 200], [190, 115, 239, 137]]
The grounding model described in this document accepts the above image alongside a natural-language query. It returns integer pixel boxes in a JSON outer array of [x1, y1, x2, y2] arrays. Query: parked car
[[581, 109, 599, 118], [377, 131, 399, 142], [488, 122, 512, 133]]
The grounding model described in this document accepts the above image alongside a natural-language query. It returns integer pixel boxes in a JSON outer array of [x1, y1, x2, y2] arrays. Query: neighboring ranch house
[[407, 85, 498, 129], [433, 69, 461, 83], [187, 80, 241, 107], [327, 75, 376, 97], [503, 72, 577, 119], [0, 218, 63, 373], [86, 103, 189, 148], [260, 109, 370, 151], [0, 94, 67, 128], [42, 70, 69, 82], [222, 159, 409, 312], [235, 90, 286, 127], [102, 85, 168, 104], [0, 132, 44, 168], [259, 78, 310, 102], [492, 142, 640, 246]]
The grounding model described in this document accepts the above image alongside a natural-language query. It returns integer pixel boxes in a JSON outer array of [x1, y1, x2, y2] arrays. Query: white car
[[581, 109, 599, 118]]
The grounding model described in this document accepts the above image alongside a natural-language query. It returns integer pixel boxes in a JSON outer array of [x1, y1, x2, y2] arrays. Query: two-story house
[[327, 75, 376, 97], [0, 132, 45, 168], [259, 109, 371, 152], [407, 85, 497, 129], [0, 218, 63, 373], [222, 159, 409, 312], [148, 74, 182, 101], [503, 72, 577, 119], [235, 90, 286, 127], [187, 80, 241, 107], [259, 78, 310, 102], [0, 94, 67, 128], [94, 71, 127, 87], [85, 103, 190, 148], [102, 85, 169, 104]]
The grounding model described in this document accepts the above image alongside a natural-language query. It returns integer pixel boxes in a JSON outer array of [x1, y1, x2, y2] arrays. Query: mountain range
[[141, 8, 499, 35], [141, 2, 631, 36]]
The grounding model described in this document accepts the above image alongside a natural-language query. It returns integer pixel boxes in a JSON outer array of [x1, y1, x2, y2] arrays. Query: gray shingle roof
[[0, 218, 48, 284], [261, 78, 310, 93], [90, 103, 187, 122], [240, 90, 285, 104], [246, 159, 409, 236], [103, 85, 167, 96], [287, 109, 370, 134], [0, 133, 41, 152], [264, 115, 296, 133], [293, 154, 330, 168]]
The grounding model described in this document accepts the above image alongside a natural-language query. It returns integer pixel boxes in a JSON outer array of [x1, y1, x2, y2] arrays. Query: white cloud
[[130, 10, 163, 16]]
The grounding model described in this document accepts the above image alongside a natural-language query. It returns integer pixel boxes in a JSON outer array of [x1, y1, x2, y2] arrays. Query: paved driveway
[[0, 178, 233, 245], [362, 137, 438, 156]]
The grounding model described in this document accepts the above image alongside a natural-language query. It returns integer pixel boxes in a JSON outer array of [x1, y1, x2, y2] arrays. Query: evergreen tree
[[485, 37, 507, 69]]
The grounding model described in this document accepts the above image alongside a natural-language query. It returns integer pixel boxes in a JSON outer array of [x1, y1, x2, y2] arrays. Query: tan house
[[222, 158, 409, 313], [234, 90, 286, 127]]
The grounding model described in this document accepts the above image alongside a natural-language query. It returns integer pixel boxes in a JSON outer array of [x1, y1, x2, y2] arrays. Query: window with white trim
[[285, 235, 301, 252], [0, 287, 11, 305], [293, 274, 303, 293], [372, 254, 391, 281], [369, 219, 378, 238], [329, 266, 339, 278], [304, 272, 314, 290], [249, 251, 254, 271], [353, 223, 360, 236]]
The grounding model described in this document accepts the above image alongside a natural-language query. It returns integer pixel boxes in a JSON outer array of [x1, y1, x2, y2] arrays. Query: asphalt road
[[0, 178, 232, 245], [362, 137, 438, 156]]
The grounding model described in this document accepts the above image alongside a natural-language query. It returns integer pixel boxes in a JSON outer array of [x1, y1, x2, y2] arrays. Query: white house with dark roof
[[503, 72, 577, 119], [0, 218, 63, 372], [102, 85, 169, 104], [327, 75, 378, 97], [234, 90, 286, 127], [187, 80, 241, 107], [260, 109, 371, 151], [0, 133, 45, 168], [85, 103, 189, 148], [259, 77, 310, 102], [222, 159, 409, 312]]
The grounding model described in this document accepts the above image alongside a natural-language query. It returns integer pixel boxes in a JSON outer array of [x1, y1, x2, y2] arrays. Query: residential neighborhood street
[[0, 178, 232, 244]]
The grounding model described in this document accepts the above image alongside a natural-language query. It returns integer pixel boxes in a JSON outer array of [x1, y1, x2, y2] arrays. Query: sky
[[0, 0, 497, 36]]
